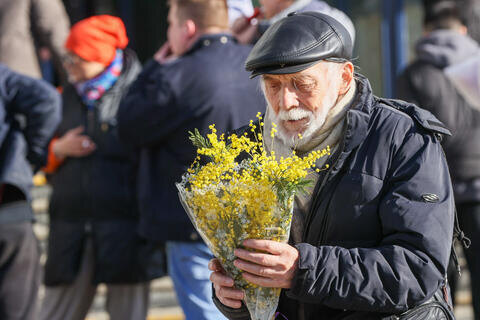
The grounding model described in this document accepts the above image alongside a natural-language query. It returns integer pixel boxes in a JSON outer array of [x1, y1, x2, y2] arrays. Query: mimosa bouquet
[[176, 113, 328, 320]]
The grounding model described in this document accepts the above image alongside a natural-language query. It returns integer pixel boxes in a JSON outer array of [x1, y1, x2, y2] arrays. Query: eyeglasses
[[62, 53, 86, 65]]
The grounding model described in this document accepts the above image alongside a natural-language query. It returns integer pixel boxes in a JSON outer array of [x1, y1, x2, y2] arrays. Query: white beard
[[267, 91, 338, 149]]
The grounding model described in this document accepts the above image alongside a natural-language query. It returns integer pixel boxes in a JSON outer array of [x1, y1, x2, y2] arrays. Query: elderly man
[[210, 12, 456, 319]]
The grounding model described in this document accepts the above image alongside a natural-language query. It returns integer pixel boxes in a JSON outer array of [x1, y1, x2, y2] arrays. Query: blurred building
[[324, 0, 425, 98]]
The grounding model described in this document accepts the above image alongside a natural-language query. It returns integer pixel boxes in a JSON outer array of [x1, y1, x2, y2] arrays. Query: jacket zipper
[[302, 122, 348, 242], [85, 108, 95, 232]]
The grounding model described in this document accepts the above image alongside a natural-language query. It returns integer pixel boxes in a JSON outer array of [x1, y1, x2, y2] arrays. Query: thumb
[[69, 126, 85, 135]]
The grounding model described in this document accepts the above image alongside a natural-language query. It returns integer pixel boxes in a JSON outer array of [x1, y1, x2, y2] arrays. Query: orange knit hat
[[65, 15, 129, 66]]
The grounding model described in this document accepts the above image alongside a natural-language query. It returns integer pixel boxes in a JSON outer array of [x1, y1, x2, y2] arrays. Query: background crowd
[[1, 0, 480, 319]]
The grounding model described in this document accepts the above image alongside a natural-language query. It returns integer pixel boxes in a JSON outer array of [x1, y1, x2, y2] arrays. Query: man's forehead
[[261, 63, 324, 82]]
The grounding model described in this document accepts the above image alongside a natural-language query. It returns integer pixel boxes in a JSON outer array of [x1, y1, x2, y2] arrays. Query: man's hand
[[53, 126, 96, 159], [234, 239, 299, 288], [154, 42, 176, 64], [231, 17, 259, 45], [209, 258, 244, 309]]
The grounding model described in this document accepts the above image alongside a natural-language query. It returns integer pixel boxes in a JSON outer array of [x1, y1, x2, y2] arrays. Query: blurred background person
[[117, 0, 265, 318], [0, 0, 70, 84], [227, 0, 254, 27], [397, 1, 480, 318], [0, 64, 61, 320], [231, 0, 355, 45], [39, 15, 163, 320]]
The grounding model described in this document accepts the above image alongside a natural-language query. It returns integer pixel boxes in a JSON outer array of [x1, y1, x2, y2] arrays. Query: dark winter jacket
[[0, 63, 61, 223], [214, 75, 455, 319], [397, 30, 480, 203], [45, 50, 163, 286], [117, 34, 265, 242]]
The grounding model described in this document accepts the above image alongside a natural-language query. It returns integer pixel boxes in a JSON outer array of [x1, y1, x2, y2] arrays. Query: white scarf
[[262, 82, 356, 243]]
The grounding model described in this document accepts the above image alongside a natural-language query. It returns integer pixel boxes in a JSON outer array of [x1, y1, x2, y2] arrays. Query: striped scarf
[[75, 49, 123, 109]]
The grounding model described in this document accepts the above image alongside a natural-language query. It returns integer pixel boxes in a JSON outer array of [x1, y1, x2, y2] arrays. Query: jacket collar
[[326, 73, 373, 175], [343, 73, 373, 152], [185, 33, 235, 55]]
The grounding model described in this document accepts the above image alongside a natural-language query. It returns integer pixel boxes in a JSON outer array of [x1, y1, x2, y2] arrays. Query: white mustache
[[278, 108, 313, 121]]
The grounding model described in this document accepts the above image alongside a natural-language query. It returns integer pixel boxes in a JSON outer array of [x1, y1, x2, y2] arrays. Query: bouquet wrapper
[[176, 180, 294, 320]]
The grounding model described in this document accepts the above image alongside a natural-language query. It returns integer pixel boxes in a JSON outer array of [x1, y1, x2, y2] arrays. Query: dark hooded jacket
[[0, 64, 61, 223], [44, 50, 163, 286], [117, 34, 265, 243], [214, 75, 455, 320], [397, 29, 480, 203]]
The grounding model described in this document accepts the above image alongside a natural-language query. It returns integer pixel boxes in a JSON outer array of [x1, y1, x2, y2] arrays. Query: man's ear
[[185, 19, 197, 38], [338, 62, 354, 95]]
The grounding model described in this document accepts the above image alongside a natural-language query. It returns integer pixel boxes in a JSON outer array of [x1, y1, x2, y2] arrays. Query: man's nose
[[280, 85, 299, 110]]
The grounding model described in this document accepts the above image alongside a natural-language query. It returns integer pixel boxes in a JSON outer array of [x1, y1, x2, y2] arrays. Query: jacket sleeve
[[117, 59, 187, 147], [31, 0, 70, 81], [288, 128, 454, 313], [212, 290, 251, 320], [2, 67, 62, 168]]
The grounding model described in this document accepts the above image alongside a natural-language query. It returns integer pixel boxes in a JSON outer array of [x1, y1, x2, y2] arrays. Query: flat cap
[[245, 11, 353, 78]]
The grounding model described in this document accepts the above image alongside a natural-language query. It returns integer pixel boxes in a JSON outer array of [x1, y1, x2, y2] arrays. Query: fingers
[[233, 240, 299, 290], [241, 271, 288, 288], [69, 126, 85, 135], [220, 297, 243, 309], [231, 16, 249, 33], [233, 258, 281, 278], [210, 269, 244, 309], [210, 271, 234, 288], [66, 137, 96, 157], [214, 284, 244, 301], [241, 239, 284, 255], [155, 42, 173, 63], [208, 258, 224, 272], [235, 25, 259, 45], [234, 248, 278, 267]]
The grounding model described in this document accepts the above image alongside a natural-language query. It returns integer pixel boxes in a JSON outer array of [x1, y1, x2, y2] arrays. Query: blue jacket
[[118, 34, 265, 242], [214, 75, 455, 319], [0, 64, 61, 223]]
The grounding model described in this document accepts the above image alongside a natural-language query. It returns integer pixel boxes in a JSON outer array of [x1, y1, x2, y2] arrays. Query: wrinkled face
[[63, 51, 105, 83], [167, 4, 190, 56], [262, 62, 346, 147]]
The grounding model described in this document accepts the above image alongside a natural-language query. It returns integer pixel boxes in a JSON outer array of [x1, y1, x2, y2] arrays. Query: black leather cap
[[245, 11, 353, 78]]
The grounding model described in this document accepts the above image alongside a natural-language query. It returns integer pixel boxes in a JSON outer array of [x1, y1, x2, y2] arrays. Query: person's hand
[[209, 258, 244, 309], [231, 16, 250, 34], [231, 18, 259, 45], [154, 42, 176, 64], [53, 126, 96, 159], [233, 239, 299, 289]]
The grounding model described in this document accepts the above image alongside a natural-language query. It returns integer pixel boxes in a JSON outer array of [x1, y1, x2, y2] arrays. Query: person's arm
[[117, 59, 193, 147], [1, 66, 62, 168], [31, 0, 70, 81], [287, 129, 454, 313]]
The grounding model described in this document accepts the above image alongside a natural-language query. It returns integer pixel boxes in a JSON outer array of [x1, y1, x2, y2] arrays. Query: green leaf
[[188, 128, 212, 149]]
